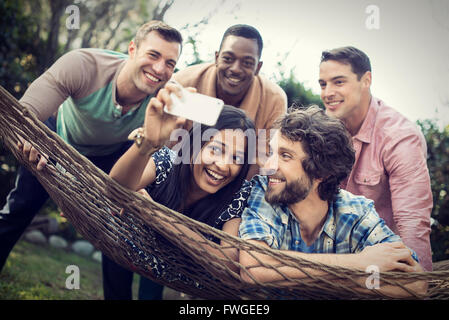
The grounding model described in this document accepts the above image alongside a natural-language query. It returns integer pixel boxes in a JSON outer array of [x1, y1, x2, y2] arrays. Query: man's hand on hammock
[[16, 136, 48, 171], [143, 82, 195, 148], [357, 242, 419, 272]]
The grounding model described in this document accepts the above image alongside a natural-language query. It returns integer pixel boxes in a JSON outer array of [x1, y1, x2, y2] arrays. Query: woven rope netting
[[1, 85, 449, 300]]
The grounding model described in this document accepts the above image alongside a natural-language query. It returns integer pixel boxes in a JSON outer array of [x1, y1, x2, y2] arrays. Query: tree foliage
[[417, 119, 449, 261], [272, 52, 323, 109], [0, 0, 33, 204], [277, 69, 323, 109], [0, 0, 41, 99]]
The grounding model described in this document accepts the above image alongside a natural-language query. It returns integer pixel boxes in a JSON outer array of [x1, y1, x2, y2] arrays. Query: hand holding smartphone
[[164, 88, 224, 126]]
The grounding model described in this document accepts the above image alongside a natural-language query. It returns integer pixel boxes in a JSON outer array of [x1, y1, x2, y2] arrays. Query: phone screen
[[165, 90, 224, 126]]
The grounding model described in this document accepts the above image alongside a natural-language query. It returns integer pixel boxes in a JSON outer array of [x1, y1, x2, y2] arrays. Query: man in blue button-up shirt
[[239, 106, 426, 298]]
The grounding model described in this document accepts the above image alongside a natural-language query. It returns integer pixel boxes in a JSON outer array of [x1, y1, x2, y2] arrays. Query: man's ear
[[215, 51, 219, 65], [312, 177, 323, 192], [255, 60, 263, 76], [128, 40, 137, 58], [361, 71, 372, 88]]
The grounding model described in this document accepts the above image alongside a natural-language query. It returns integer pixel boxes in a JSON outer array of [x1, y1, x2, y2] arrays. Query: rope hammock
[[1, 85, 448, 300]]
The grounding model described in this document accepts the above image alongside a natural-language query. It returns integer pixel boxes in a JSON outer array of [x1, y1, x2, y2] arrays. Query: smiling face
[[128, 31, 181, 96], [191, 129, 246, 197], [263, 130, 315, 206], [318, 60, 371, 130], [215, 35, 262, 105]]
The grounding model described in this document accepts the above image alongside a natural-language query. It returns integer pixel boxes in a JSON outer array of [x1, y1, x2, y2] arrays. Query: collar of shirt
[[353, 96, 381, 144], [110, 60, 141, 118], [258, 175, 338, 249], [112, 103, 140, 118]]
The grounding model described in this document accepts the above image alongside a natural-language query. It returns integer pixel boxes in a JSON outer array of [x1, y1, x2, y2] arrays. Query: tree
[[0, 0, 36, 204], [0, 0, 41, 99], [271, 51, 323, 109], [277, 69, 323, 109], [417, 119, 449, 262], [21, 0, 173, 74]]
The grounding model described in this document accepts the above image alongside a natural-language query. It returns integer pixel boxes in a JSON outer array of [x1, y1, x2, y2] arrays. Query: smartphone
[[164, 89, 224, 126]]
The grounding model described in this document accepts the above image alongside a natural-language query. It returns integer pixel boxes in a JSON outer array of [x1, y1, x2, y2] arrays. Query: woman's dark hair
[[149, 105, 255, 227], [273, 105, 355, 202]]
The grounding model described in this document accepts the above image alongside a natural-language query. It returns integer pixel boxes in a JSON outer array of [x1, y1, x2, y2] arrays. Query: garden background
[[0, 0, 448, 298]]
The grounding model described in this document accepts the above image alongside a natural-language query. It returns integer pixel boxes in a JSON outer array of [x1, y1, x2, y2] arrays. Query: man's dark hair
[[218, 24, 263, 58], [135, 20, 183, 50], [320, 46, 371, 80], [273, 105, 355, 202]]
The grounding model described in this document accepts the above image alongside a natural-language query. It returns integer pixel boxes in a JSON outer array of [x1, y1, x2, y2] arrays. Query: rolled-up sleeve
[[239, 176, 281, 248], [354, 203, 419, 263], [239, 207, 277, 247], [384, 129, 432, 270]]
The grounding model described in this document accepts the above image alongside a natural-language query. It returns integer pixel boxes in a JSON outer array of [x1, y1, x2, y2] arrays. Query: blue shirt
[[239, 175, 419, 262]]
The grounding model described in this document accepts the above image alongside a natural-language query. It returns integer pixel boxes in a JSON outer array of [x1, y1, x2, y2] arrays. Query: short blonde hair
[[134, 20, 183, 49]]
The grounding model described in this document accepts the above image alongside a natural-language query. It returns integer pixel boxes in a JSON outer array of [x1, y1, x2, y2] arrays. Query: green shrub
[[418, 119, 449, 261]]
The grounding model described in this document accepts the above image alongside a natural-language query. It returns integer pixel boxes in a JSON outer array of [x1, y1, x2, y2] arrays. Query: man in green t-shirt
[[0, 20, 183, 300]]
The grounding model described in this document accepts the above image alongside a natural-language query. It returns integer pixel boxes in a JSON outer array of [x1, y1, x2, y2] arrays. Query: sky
[[164, 0, 449, 126]]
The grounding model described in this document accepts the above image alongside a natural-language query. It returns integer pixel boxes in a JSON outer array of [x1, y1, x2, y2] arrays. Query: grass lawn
[[0, 239, 139, 300]]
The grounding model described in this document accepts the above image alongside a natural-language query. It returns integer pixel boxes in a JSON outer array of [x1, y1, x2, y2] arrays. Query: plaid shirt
[[239, 175, 419, 261]]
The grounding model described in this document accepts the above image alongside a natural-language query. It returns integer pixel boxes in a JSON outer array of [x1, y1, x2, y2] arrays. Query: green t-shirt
[[21, 48, 151, 156]]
